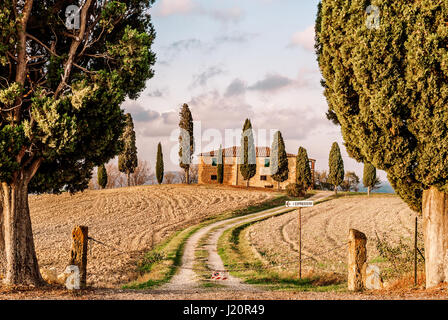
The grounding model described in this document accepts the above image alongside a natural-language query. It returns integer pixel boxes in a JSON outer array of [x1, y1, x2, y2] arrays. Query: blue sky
[[122, 0, 389, 184]]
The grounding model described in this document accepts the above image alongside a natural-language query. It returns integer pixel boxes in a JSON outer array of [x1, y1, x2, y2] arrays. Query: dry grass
[[28, 184, 275, 288], [247, 194, 419, 281]]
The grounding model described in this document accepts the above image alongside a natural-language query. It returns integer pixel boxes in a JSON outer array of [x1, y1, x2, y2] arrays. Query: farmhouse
[[198, 146, 316, 189]]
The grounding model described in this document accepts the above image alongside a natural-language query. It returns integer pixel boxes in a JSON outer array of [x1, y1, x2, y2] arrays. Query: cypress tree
[[97, 164, 108, 189], [270, 131, 289, 190], [217, 145, 224, 184], [239, 119, 257, 187], [156, 142, 164, 185], [363, 163, 377, 197], [316, 0, 448, 286], [179, 104, 194, 184], [296, 147, 312, 190], [328, 142, 344, 194], [118, 113, 138, 187]]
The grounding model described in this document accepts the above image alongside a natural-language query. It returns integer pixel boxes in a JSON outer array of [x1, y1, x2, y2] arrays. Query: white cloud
[[155, 0, 244, 23], [290, 25, 315, 52], [157, 0, 196, 16]]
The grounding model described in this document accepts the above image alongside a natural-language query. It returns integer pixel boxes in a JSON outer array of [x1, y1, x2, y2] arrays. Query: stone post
[[69, 226, 88, 289], [348, 228, 367, 291]]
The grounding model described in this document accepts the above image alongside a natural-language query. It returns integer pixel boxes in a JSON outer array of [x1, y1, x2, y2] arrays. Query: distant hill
[[358, 180, 395, 194]]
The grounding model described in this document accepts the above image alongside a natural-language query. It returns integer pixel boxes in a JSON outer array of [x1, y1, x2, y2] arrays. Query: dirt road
[[159, 192, 333, 293]]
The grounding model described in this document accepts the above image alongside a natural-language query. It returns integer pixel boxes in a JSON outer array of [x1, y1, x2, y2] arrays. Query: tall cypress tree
[[328, 142, 344, 194], [363, 163, 376, 197], [316, 2, 448, 284], [97, 164, 108, 189], [217, 145, 224, 184], [118, 113, 138, 187], [156, 142, 164, 185], [239, 119, 256, 187], [270, 131, 289, 190], [296, 146, 312, 190], [179, 104, 194, 184]]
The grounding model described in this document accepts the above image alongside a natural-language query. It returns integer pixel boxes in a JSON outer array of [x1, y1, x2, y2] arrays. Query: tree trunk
[[422, 187, 448, 288], [1, 179, 42, 286], [278, 181, 281, 191], [127, 172, 131, 187], [367, 186, 371, 197], [246, 179, 249, 188], [334, 185, 338, 195], [186, 168, 190, 185]]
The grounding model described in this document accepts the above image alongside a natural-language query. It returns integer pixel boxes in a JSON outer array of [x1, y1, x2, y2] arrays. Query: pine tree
[[270, 131, 289, 190], [316, 0, 448, 286], [156, 142, 164, 184], [328, 142, 344, 194], [217, 145, 224, 184], [179, 104, 194, 184], [363, 163, 376, 197], [118, 113, 138, 187], [239, 119, 256, 187], [296, 147, 312, 190], [97, 164, 108, 189], [0, 0, 156, 285]]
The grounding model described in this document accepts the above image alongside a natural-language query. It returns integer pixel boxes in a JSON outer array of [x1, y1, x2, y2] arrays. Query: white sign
[[285, 201, 314, 208]]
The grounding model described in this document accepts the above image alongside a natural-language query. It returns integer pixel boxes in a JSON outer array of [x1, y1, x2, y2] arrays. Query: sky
[[121, 0, 389, 184]]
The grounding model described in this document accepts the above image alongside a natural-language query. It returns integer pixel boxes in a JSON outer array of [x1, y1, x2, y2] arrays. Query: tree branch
[[26, 157, 43, 183], [14, 0, 34, 122], [55, 0, 93, 98]]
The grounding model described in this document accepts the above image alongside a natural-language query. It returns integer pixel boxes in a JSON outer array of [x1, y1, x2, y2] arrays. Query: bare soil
[[26, 184, 275, 288], [248, 194, 419, 276]]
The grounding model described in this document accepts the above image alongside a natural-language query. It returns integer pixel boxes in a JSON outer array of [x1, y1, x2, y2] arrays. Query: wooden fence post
[[348, 229, 367, 291], [69, 226, 88, 289]]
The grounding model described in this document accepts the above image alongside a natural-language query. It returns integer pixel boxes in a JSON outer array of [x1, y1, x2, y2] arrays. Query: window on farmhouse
[[264, 159, 270, 167]]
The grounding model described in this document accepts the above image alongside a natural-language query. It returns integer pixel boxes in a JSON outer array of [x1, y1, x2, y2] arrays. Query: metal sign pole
[[299, 207, 302, 280], [414, 216, 418, 286]]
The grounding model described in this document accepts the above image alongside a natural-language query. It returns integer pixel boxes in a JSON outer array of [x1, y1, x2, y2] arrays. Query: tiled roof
[[200, 146, 315, 161]]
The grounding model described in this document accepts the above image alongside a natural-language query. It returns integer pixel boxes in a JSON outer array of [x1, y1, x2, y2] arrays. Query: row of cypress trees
[[327, 142, 377, 195], [97, 109, 377, 193]]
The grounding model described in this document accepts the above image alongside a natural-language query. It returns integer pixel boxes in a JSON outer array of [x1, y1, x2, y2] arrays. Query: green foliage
[[239, 119, 256, 184], [328, 142, 344, 189], [118, 113, 138, 180], [0, 1, 17, 68], [0, 0, 156, 195], [97, 164, 108, 189], [286, 183, 305, 198], [375, 232, 425, 279], [217, 145, 224, 184], [316, 0, 448, 212], [156, 142, 164, 184], [137, 251, 166, 274], [296, 146, 312, 189], [178, 103, 194, 177], [270, 131, 289, 184], [0, 125, 25, 182], [363, 163, 377, 190]]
